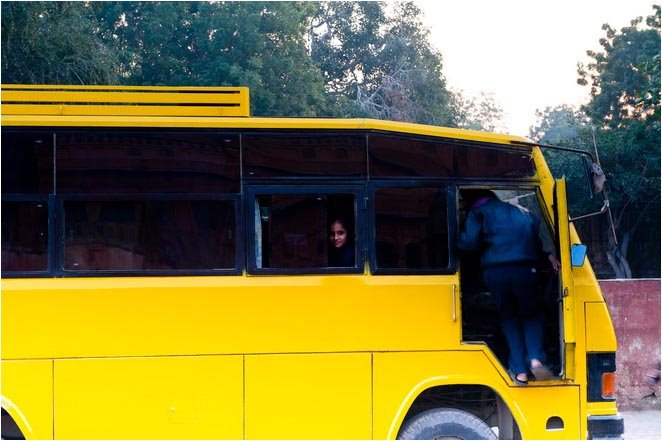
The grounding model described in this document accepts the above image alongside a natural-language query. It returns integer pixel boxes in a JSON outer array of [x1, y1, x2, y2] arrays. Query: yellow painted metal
[[1, 275, 458, 359], [2, 84, 250, 117], [1, 360, 54, 440], [586, 401, 620, 416], [3, 104, 249, 117], [2, 112, 522, 143], [373, 351, 581, 440], [54, 356, 243, 439], [0, 84, 523, 147], [245, 353, 371, 439], [584, 302, 618, 351], [555, 178, 577, 380]]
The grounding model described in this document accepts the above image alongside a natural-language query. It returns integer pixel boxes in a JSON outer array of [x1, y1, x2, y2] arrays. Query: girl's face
[[329, 221, 347, 248]]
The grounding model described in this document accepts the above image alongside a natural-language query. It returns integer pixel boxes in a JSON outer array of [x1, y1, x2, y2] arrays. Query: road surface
[[622, 410, 661, 440]]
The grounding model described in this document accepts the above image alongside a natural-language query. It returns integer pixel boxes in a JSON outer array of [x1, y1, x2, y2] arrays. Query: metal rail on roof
[[1, 84, 250, 117]]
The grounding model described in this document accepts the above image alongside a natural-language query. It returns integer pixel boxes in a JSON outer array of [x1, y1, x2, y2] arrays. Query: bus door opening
[[458, 187, 562, 378]]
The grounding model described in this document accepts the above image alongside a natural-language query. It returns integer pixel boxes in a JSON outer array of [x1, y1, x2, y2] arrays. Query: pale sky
[[414, 0, 657, 137]]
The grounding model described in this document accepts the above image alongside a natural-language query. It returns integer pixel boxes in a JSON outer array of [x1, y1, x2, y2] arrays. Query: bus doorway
[[458, 187, 562, 379]]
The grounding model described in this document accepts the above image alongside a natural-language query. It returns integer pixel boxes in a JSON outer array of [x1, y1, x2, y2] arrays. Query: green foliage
[[578, 5, 661, 128], [92, 1, 331, 117], [455, 92, 507, 133], [534, 5, 661, 277], [1, 1, 119, 84], [1, 0, 496, 126], [529, 106, 601, 215], [311, 1, 458, 125]]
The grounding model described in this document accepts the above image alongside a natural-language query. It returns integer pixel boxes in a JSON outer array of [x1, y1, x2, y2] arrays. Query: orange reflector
[[602, 372, 616, 399]]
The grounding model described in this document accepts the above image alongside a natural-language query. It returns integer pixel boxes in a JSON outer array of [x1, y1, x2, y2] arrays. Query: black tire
[[397, 408, 497, 440]]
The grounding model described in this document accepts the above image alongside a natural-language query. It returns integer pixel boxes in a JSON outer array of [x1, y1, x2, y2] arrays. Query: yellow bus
[[1, 85, 622, 440]]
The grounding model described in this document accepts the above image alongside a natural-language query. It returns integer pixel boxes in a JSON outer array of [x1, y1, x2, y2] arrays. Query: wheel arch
[[387, 376, 526, 440], [1, 396, 30, 440]]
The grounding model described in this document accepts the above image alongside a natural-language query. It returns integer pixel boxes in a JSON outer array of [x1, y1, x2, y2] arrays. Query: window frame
[[245, 184, 366, 275], [368, 180, 457, 275], [55, 193, 243, 277]]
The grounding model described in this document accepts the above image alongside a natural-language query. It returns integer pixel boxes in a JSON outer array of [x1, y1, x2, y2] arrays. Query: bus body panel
[[584, 302, 618, 351], [245, 353, 372, 439], [54, 355, 243, 439], [1, 275, 459, 360], [0, 114, 521, 146], [373, 351, 582, 439], [1, 360, 54, 440]]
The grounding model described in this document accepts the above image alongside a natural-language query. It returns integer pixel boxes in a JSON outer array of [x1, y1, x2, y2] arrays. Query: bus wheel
[[397, 408, 497, 440]]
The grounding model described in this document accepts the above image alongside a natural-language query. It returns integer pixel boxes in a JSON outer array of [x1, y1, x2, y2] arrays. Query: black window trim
[[245, 184, 366, 275], [368, 180, 457, 276], [54, 193, 243, 277]]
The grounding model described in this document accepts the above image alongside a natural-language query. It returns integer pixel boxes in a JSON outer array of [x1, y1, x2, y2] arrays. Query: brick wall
[[600, 279, 661, 410]]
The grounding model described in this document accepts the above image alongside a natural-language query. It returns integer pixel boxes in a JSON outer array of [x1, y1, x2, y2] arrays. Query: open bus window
[[1, 201, 49, 272], [63, 200, 236, 272], [373, 187, 450, 272], [254, 194, 356, 271]]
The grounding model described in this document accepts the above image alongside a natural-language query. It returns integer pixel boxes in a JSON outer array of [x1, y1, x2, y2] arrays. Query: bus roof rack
[[1, 84, 250, 117]]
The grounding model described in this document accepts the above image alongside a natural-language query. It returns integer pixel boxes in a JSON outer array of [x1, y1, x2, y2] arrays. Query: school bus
[[1, 85, 623, 439]]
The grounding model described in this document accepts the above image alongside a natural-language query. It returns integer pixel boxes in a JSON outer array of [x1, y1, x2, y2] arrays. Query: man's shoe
[[510, 372, 529, 386]]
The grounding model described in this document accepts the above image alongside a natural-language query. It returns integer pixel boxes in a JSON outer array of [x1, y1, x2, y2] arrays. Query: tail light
[[601, 371, 616, 399], [587, 352, 617, 402]]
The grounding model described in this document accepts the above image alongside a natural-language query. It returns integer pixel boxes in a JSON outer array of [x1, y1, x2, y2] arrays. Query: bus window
[[252, 193, 357, 271], [368, 133, 534, 179], [63, 199, 236, 272], [373, 186, 450, 272], [243, 133, 366, 178], [1, 131, 53, 195], [1, 131, 53, 274], [1, 201, 49, 272], [56, 131, 240, 194]]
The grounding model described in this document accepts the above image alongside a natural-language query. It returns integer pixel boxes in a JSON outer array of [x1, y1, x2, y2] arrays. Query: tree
[[529, 105, 606, 227], [311, 1, 459, 125], [91, 1, 331, 117], [2, 1, 487, 127], [455, 91, 507, 133], [1, 1, 118, 84], [577, 5, 660, 278], [531, 4, 661, 279], [578, 5, 661, 128]]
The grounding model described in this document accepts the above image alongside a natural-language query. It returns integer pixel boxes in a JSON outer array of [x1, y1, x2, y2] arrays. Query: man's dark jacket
[[457, 198, 547, 268]]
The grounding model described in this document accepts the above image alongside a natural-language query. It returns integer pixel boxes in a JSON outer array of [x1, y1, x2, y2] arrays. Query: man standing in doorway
[[457, 189, 560, 386]]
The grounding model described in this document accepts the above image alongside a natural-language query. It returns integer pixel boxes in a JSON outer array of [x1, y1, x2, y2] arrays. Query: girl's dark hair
[[329, 218, 351, 232]]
